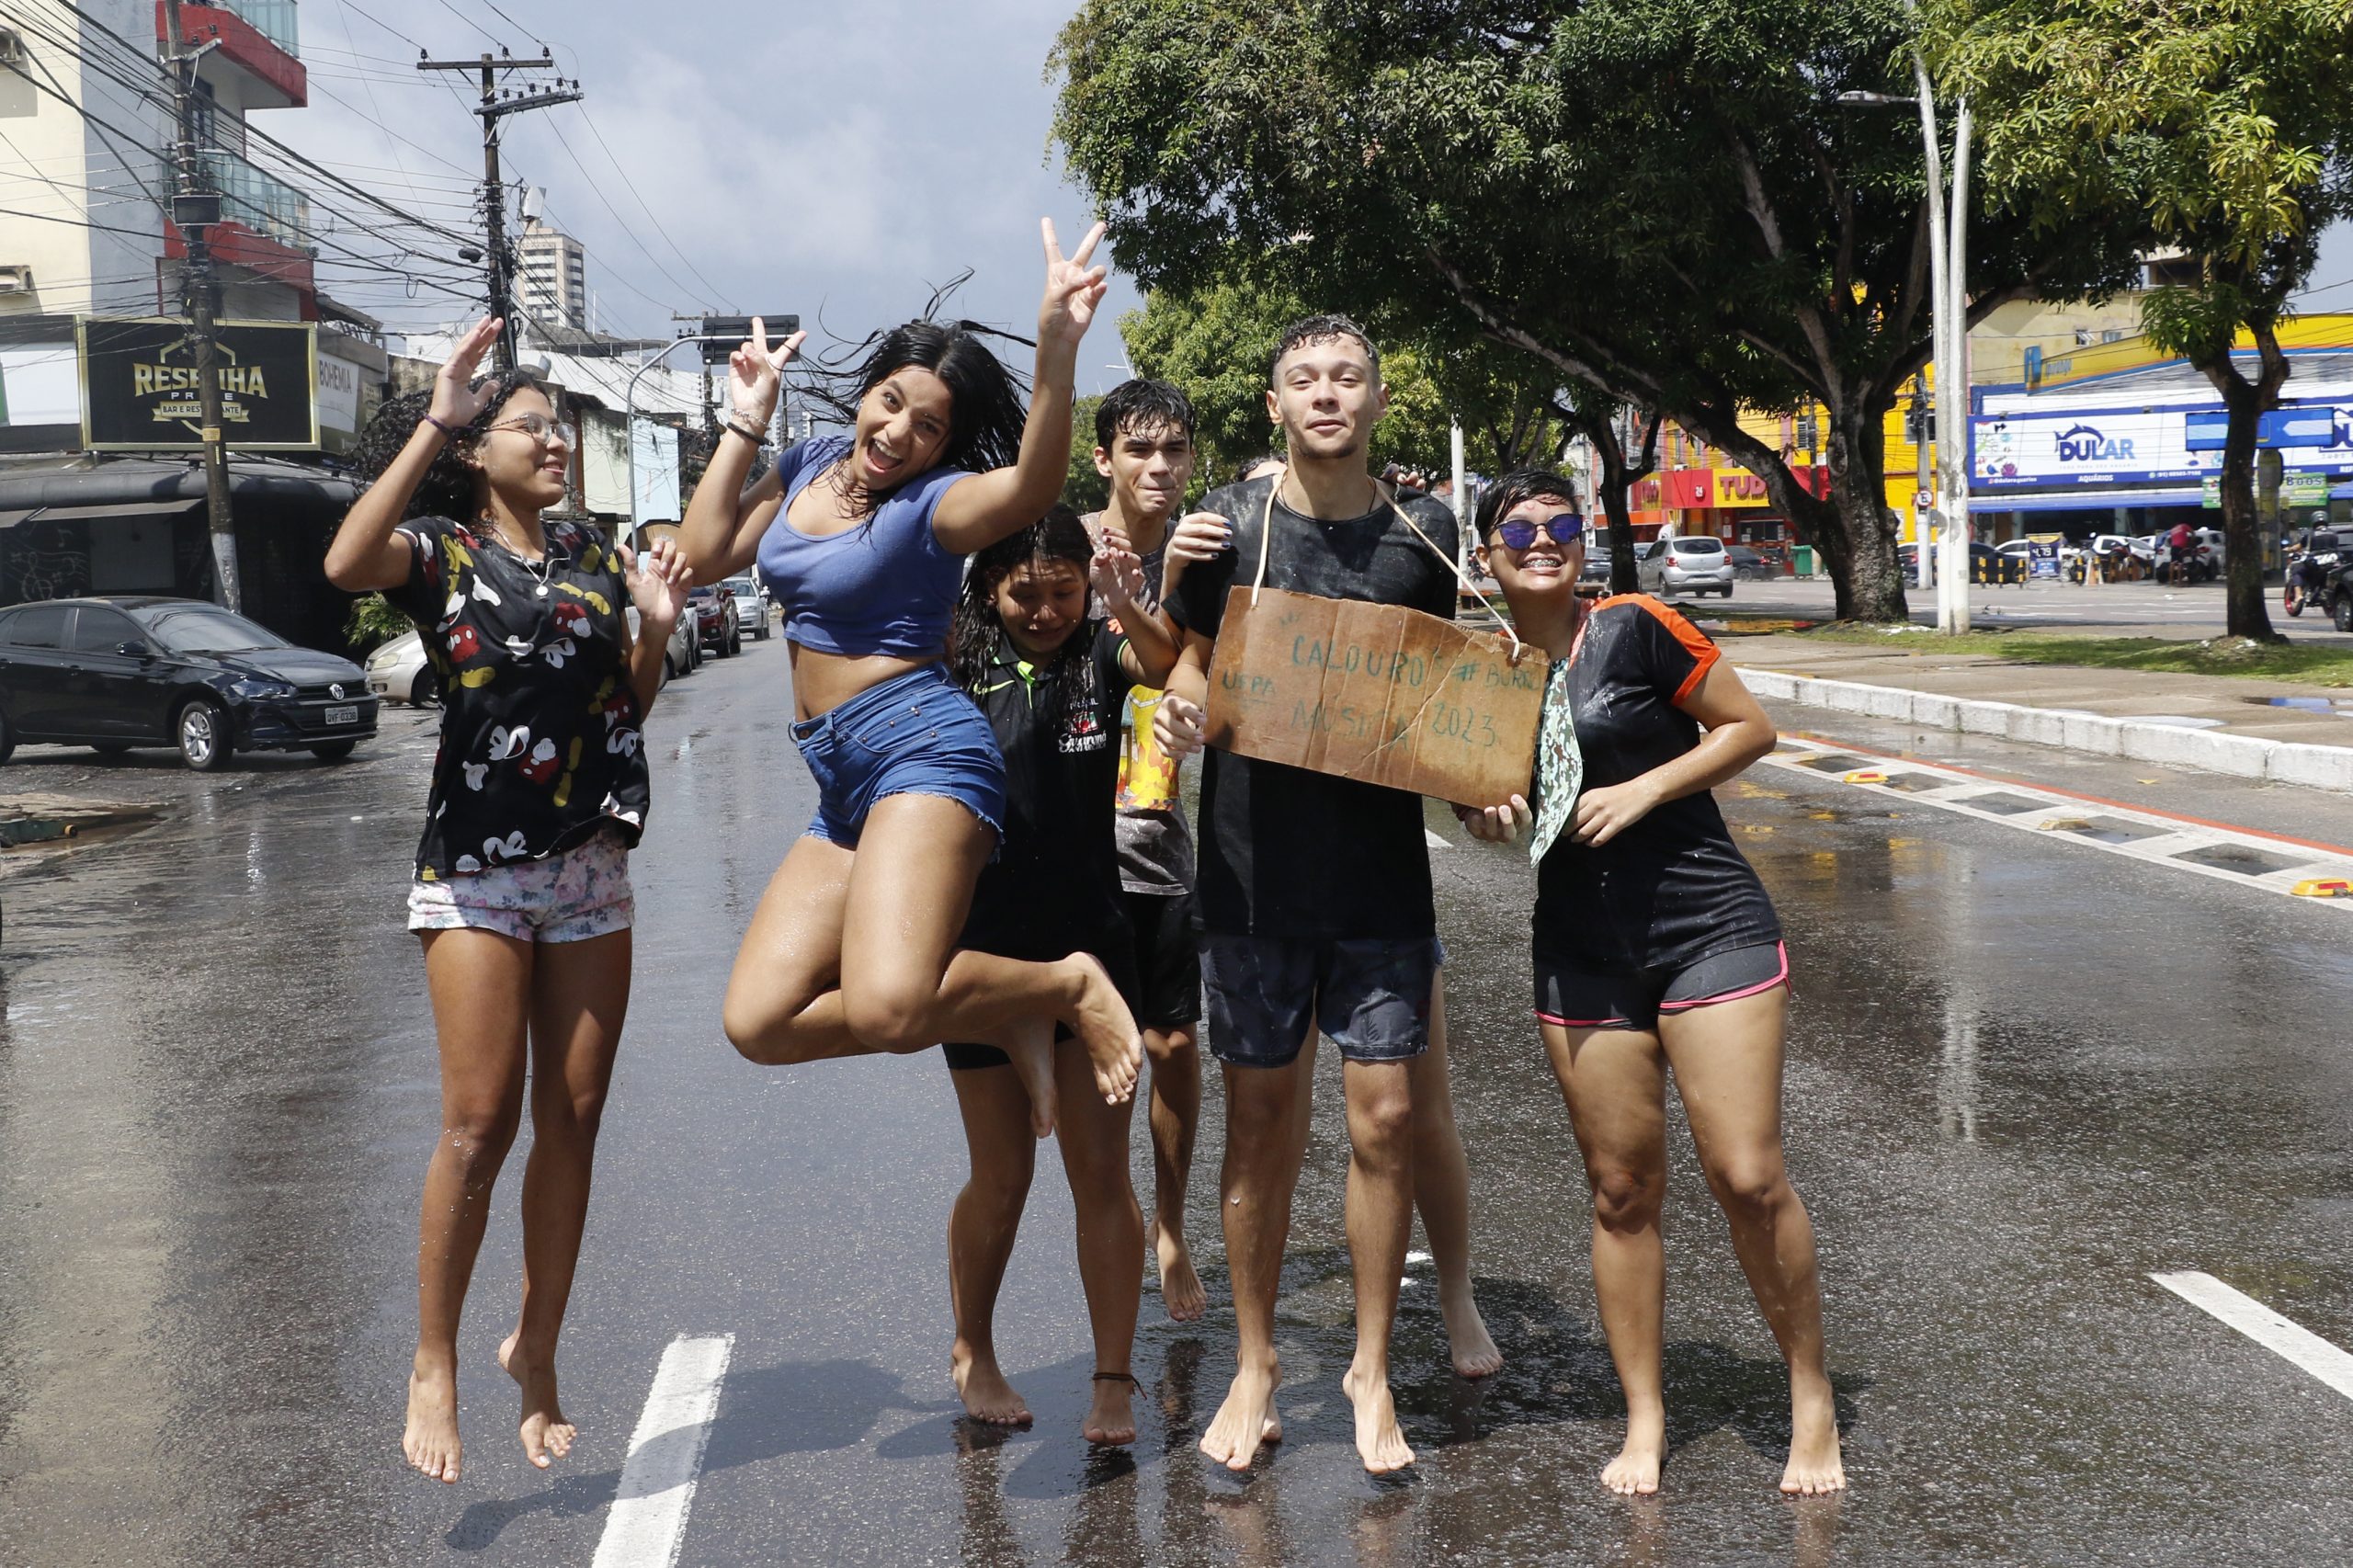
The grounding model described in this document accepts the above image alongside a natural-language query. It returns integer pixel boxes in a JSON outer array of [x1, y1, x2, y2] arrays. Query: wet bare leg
[[1410, 974, 1500, 1378], [1341, 1058, 1416, 1473], [947, 1063, 1037, 1426], [1054, 1040, 1144, 1444], [406, 928, 532, 1483], [1003, 1017, 1059, 1139], [1143, 1020, 1206, 1321], [723, 805, 1142, 1108], [1543, 1020, 1670, 1495], [498, 928, 631, 1468], [1663, 989, 1845, 1494], [1202, 1057, 1307, 1470]]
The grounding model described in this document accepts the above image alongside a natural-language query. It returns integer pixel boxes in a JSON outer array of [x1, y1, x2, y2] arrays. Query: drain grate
[[2042, 816, 2171, 846], [1955, 791, 2053, 816], [2172, 843, 2300, 877], [1793, 754, 1870, 773]]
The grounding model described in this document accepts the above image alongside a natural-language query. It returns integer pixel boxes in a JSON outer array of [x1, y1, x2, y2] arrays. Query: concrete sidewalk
[[1720, 633, 2353, 791]]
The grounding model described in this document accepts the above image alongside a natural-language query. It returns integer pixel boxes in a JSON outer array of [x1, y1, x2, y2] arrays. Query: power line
[[572, 103, 734, 309]]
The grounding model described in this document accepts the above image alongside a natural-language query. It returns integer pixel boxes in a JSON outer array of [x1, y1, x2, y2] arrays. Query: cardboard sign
[[1203, 586, 1549, 808]]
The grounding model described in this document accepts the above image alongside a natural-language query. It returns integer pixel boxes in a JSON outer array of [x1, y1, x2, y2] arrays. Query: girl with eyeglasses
[[1459, 469, 1844, 1498], [676, 220, 1141, 1139], [328, 317, 693, 1485]]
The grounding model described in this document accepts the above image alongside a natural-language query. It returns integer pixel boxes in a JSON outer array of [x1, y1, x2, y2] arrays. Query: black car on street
[[0, 597, 378, 770]]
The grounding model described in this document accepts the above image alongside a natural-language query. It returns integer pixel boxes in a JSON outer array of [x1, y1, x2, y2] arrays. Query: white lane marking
[[1760, 741, 2353, 911], [591, 1334, 735, 1568], [1426, 827, 1451, 849], [2150, 1272, 2353, 1402]]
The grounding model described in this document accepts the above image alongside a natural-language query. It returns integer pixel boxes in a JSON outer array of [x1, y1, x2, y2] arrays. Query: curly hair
[[348, 370, 549, 521], [947, 506, 1097, 738]]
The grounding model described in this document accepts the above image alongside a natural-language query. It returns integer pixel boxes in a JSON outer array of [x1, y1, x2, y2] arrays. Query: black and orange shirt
[[1533, 594, 1779, 972], [386, 514, 651, 880]]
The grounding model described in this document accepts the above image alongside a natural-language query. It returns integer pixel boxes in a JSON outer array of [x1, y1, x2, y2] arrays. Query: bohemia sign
[[76, 316, 320, 451]]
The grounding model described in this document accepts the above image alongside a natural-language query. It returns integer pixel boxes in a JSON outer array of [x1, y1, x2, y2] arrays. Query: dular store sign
[[76, 316, 319, 451]]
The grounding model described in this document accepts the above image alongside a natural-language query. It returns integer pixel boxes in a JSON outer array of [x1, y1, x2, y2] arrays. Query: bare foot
[[1779, 1375, 1846, 1494], [1602, 1405, 1665, 1495], [1152, 1218, 1207, 1323], [1084, 1372, 1138, 1446], [1199, 1359, 1282, 1471], [1060, 953, 1142, 1105], [403, 1357, 462, 1483], [498, 1331, 575, 1470], [950, 1343, 1032, 1427], [1341, 1360, 1415, 1474], [1438, 1279, 1501, 1379], [1003, 1017, 1058, 1138]]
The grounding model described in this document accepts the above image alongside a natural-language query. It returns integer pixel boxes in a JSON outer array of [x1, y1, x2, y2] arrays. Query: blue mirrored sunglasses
[[1492, 512, 1586, 551]]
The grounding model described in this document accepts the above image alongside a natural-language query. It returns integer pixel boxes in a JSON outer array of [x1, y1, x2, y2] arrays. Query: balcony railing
[[196, 146, 313, 253], [212, 0, 299, 57]]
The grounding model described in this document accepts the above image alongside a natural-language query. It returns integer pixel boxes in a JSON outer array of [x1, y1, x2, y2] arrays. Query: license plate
[[324, 705, 358, 726]]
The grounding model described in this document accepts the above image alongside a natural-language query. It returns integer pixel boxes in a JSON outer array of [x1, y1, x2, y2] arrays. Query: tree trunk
[[1574, 406, 1657, 597], [1819, 399, 1907, 622], [2195, 336, 2286, 643]]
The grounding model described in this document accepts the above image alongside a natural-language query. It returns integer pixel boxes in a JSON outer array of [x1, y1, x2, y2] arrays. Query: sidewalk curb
[[1740, 670, 2353, 793]]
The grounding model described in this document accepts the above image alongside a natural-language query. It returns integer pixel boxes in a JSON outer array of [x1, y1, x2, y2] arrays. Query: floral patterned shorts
[[406, 825, 634, 943]]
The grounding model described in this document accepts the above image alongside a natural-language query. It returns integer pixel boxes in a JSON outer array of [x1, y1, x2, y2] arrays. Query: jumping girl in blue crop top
[[678, 219, 1142, 1141]]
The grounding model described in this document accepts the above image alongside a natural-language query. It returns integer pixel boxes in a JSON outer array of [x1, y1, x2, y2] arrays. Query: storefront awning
[[1968, 487, 2199, 515]]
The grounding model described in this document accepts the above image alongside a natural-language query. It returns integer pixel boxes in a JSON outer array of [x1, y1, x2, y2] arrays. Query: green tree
[[1067, 393, 1111, 512], [1933, 0, 2353, 640], [1051, 0, 2147, 619]]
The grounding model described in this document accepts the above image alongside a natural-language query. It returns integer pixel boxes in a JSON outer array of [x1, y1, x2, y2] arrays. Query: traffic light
[[692, 315, 800, 364]]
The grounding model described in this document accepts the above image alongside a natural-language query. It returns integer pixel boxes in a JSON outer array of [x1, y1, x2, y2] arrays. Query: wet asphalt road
[[3, 639, 2352, 1565], [1684, 575, 2353, 646]]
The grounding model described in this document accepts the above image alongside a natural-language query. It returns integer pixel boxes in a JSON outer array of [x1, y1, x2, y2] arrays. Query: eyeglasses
[[1490, 512, 1585, 551], [486, 413, 576, 447]]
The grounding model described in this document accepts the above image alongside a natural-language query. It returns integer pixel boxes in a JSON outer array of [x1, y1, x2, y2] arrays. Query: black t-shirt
[[386, 515, 651, 880], [961, 621, 1132, 957], [1533, 595, 1779, 971], [1168, 475, 1461, 939]]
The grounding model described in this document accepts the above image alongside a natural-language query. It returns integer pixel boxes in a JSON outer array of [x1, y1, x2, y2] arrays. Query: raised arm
[[325, 316, 503, 592], [678, 317, 808, 585], [930, 219, 1110, 554]]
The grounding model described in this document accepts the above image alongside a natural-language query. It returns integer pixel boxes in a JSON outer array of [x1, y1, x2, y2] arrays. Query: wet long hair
[[350, 371, 550, 521], [800, 282, 1033, 517], [947, 506, 1097, 737]]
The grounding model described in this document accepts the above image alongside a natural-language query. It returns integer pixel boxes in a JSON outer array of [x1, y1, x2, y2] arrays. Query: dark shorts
[[1199, 933, 1438, 1068], [793, 664, 1004, 849], [1536, 940, 1788, 1032], [1124, 888, 1202, 1030], [943, 936, 1141, 1072]]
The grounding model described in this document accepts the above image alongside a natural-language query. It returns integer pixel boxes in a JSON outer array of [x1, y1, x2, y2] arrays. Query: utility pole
[[418, 51, 581, 369], [160, 0, 239, 612]]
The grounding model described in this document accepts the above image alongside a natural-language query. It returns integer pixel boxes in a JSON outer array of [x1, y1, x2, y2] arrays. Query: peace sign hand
[[1038, 218, 1109, 355], [726, 316, 808, 430], [428, 316, 506, 428]]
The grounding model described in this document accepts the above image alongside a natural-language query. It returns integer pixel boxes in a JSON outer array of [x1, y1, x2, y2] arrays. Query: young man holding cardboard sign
[[1154, 314, 1469, 1475]]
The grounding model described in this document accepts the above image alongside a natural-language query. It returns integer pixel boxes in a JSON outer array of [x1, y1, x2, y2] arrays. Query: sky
[[280, 0, 1145, 392], [278, 0, 2353, 386]]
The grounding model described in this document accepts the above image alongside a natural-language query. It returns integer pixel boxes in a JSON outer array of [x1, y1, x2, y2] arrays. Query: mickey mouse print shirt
[[387, 514, 652, 881]]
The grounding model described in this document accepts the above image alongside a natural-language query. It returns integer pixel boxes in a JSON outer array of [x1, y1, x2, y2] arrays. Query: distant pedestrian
[[326, 316, 693, 1484], [1461, 468, 1844, 1498], [936, 509, 1176, 1442]]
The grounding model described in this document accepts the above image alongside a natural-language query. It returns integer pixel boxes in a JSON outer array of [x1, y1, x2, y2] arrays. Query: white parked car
[[1636, 534, 1735, 597], [362, 609, 697, 708]]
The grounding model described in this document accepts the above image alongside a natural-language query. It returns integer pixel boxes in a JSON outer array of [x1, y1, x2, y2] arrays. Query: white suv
[[1638, 535, 1736, 598]]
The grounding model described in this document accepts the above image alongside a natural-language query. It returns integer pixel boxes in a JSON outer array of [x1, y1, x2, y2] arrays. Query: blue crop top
[[754, 436, 971, 658]]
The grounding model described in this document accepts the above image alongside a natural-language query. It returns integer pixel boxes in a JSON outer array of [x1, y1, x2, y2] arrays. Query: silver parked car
[[721, 573, 774, 641], [1637, 534, 1735, 597]]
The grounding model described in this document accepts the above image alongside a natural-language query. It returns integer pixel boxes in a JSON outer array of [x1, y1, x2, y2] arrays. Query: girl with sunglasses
[[1461, 469, 1843, 1498], [328, 317, 693, 1484]]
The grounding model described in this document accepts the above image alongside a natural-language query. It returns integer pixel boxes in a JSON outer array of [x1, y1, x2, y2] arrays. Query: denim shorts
[[792, 664, 1005, 848], [407, 825, 633, 943], [1199, 933, 1438, 1067]]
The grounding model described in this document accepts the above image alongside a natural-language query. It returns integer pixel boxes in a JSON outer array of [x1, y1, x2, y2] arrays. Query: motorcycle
[[2286, 542, 2341, 617]]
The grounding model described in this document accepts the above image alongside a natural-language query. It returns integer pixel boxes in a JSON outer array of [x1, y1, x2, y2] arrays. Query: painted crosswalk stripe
[[2150, 1272, 2353, 1402], [1426, 827, 1451, 848], [590, 1334, 734, 1568]]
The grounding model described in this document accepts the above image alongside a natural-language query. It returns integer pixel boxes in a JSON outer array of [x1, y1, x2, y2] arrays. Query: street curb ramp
[[1742, 671, 2353, 794]]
